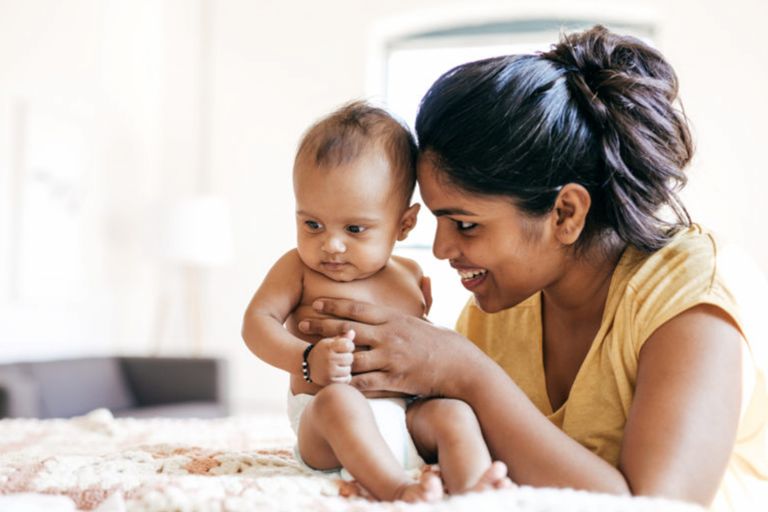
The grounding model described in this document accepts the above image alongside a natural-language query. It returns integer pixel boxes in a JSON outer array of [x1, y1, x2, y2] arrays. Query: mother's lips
[[458, 268, 488, 280]]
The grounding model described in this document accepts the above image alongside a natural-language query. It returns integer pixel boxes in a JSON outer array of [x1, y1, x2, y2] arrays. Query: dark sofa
[[0, 356, 228, 419]]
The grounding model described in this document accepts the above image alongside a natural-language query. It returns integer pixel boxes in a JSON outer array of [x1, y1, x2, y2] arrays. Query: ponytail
[[542, 25, 692, 251], [416, 25, 694, 253]]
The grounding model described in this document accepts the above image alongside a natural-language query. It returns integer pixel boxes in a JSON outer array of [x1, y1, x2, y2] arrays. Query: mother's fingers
[[351, 347, 387, 374], [313, 298, 389, 324], [299, 318, 379, 346], [298, 317, 356, 338], [350, 370, 389, 393]]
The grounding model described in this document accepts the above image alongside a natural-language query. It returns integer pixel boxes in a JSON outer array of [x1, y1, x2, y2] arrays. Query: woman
[[298, 25, 767, 510]]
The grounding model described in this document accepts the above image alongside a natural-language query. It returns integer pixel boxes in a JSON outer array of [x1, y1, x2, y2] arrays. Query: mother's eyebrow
[[432, 208, 477, 216]]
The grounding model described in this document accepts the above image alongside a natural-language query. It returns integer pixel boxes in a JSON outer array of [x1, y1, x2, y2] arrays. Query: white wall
[[1, 0, 766, 413], [0, 0, 208, 357]]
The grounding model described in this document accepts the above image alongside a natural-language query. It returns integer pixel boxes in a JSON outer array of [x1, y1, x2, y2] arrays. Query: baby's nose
[[322, 236, 346, 254]]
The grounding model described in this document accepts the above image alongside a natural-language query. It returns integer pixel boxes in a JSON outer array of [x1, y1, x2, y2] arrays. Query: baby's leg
[[407, 398, 512, 494], [298, 384, 442, 502]]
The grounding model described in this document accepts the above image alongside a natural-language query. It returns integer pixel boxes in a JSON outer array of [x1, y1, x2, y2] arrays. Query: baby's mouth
[[321, 261, 348, 269]]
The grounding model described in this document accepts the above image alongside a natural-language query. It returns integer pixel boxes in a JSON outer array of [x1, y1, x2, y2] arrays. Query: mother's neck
[[542, 235, 626, 327]]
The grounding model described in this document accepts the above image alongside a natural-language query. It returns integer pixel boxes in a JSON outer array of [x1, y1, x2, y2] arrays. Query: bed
[[0, 409, 703, 511]]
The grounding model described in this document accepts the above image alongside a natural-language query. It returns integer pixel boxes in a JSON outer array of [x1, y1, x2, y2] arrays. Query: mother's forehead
[[417, 158, 479, 199]]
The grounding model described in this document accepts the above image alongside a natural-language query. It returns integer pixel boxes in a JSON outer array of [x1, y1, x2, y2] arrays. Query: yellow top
[[455, 225, 768, 511]]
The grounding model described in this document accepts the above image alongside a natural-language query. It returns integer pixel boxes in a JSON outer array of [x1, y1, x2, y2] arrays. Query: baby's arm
[[392, 255, 430, 318], [242, 249, 352, 384]]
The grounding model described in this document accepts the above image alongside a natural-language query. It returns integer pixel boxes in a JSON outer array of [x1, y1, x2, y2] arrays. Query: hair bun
[[542, 25, 693, 251], [415, 25, 693, 253], [545, 25, 677, 103]]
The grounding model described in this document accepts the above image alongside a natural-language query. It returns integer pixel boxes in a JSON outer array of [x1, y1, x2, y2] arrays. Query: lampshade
[[163, 196, 234, 266]]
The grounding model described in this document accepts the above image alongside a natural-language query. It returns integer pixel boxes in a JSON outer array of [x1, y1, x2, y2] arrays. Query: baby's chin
[[312, 263, 384, 282], [311, 264, 361, 282]]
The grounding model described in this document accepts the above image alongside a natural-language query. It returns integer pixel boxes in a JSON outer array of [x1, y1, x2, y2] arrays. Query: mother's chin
[[470, 285, 535, 314]]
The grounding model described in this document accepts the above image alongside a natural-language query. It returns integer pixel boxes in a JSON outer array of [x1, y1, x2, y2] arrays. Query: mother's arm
[[299, 299, 742, 506]]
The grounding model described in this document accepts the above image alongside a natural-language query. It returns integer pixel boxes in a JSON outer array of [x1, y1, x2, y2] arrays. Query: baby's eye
[[346, 225, 366, 234], [305, 220, 321, 230], [454, 220, 477, 231]]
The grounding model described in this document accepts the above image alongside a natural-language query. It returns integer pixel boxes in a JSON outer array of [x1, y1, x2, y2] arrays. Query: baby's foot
[[466, 461, 514, 493], [338, 479, 367, 499], [395, 471, 444, 503]]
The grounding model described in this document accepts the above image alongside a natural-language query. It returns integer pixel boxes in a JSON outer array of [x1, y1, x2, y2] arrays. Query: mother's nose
[[432, 223, 458, 260]]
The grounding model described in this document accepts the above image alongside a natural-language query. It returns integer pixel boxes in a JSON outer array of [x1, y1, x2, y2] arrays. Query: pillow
[[22, 358, 135, 418]]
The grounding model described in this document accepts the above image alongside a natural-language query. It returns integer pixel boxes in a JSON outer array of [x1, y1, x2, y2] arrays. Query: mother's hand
[[297, 298, 485, 398]]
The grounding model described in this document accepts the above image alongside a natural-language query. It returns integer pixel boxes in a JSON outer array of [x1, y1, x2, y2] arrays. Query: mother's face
[[417, 156, 566, 313]]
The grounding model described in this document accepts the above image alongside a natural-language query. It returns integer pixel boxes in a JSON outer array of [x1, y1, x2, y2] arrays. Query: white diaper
[[287, 390, 425, 478]]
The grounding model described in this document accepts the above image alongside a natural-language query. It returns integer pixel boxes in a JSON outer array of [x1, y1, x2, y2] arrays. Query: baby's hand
[[307, 330, 355, 386]]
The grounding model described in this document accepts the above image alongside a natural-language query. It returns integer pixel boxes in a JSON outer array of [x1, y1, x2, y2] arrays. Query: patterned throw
[[0, 409, 703, 512]]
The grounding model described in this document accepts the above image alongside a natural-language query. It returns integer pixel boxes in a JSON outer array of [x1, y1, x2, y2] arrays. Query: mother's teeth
[[459, 269, 487, 280]]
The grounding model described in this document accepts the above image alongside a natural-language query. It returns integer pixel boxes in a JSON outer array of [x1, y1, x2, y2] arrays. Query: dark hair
[[415, 25, 692, 252], [295, 100, 418, 205]]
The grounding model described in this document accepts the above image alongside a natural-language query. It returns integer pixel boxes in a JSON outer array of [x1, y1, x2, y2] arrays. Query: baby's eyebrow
[[345, 217, 380, 224], [295, 210, 380, 224]]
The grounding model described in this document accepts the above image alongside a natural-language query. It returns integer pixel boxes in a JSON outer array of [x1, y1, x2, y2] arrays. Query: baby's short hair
[[294, 101, 418, 204]]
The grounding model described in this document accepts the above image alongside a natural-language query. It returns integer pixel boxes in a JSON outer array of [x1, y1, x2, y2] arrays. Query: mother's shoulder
[[617, 224, 719, 294]]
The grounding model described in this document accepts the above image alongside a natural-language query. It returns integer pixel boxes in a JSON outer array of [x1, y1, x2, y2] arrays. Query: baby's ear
[[397, 203, 420, 241]]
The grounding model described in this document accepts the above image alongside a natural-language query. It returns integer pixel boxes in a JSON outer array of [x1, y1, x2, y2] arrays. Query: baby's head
[[293, 101, 419, 282]]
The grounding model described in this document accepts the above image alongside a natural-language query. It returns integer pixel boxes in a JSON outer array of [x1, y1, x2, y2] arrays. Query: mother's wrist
[[433, 331, 492, 400]]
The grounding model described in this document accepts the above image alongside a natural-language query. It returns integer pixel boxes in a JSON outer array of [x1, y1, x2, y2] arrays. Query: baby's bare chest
[[286, 263, 425, 395], [288, 266, 425, 334]]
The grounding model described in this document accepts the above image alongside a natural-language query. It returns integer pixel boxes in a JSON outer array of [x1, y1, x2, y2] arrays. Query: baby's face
[[293, 150, 408, 282]]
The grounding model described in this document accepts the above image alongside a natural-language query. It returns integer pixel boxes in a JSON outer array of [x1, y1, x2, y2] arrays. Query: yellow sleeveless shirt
[[455, 225, 768, 511]]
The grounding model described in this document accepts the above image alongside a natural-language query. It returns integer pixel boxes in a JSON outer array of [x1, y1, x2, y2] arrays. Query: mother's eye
[[455, 220, 477, 231]]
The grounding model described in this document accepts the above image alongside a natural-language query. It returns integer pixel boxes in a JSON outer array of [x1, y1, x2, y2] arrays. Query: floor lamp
[[158, 195, 233, 355]]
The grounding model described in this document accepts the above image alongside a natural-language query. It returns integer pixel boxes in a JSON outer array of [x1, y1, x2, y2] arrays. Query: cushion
[[21, 358, 135, 418], [0, 365, 42, 418]]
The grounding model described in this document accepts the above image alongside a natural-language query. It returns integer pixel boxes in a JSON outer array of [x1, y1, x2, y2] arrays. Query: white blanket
[[0, 409, 703, 512]]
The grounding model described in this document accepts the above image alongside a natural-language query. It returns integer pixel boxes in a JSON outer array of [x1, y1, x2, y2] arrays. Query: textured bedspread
[[0, 409, 703, 511]]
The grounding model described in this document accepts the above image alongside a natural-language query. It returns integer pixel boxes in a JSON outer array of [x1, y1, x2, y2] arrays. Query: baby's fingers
[[331, 335, 355, 354], [331, 351, 354, 367], [330, 364, 352, 384]]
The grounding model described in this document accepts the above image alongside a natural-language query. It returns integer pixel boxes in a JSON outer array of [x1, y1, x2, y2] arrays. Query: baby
[[242, 101, 510, 501]]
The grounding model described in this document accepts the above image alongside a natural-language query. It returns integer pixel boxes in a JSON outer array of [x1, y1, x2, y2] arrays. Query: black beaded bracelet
[[302, 343, 315, 383]]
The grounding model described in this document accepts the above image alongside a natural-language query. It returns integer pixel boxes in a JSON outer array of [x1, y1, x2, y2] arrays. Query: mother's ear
[[551, 184, 590, 245], [397, 203, 421, 241]]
